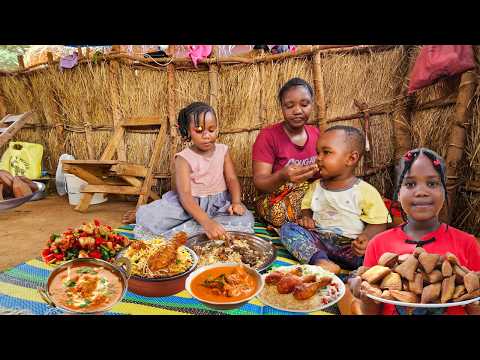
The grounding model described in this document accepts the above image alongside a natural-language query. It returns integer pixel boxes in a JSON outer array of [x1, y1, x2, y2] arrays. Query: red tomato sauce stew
[[49, 265, 123, 312], [191, 265, 257, 303]]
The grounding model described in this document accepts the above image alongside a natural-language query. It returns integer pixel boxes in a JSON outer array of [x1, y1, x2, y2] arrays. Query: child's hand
[[297, 216, 316, 229], [202, 219, 227, 240], [352, 234, 369, 256], [228, 202, 245, 216], [348, 276, 381, 305]]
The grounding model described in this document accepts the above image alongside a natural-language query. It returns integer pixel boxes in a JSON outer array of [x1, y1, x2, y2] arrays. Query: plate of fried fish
[[256, 264, 345, 313], [119, 232, 198, 297]]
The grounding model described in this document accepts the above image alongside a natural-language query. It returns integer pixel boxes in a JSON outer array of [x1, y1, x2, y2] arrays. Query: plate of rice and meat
[[256, 265, 345, 313], [186, 231, 276, 272], [119, 232, 198, 297]]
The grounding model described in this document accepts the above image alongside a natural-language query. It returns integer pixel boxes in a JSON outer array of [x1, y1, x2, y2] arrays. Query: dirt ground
[[0, 195, 135, 271]]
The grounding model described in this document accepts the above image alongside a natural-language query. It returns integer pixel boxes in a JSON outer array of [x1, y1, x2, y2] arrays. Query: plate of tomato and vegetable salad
[[41, 220, 131, 265]]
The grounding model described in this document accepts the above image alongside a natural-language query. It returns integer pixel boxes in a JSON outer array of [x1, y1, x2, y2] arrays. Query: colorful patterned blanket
[[0, 222, 342, 315]]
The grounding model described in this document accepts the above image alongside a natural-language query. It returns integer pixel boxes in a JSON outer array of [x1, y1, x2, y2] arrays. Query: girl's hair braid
[[177, 102, 216, 141]]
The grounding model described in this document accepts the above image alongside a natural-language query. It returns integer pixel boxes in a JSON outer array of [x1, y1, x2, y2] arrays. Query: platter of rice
[[256, 265, 345, 312], [186, 231, 276, 272]]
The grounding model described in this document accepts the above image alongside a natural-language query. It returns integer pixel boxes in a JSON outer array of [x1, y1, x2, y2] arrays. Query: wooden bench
[[62, 116, 167, 212]]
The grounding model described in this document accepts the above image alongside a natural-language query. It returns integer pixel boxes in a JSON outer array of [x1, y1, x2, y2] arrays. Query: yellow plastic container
[[0, 141, 43, 179]]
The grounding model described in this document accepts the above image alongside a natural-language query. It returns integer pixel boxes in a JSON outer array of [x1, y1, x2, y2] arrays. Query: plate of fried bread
[[358, 248, 480, 308], [256, 264, 345, 313]]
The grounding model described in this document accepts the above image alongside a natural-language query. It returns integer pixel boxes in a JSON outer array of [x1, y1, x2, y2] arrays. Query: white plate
[[256, 265, 346, 313], [366, 294, 480, 308]]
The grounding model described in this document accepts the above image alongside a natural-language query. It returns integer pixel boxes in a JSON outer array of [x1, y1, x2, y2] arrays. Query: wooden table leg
[[75, 193, 94, 212]]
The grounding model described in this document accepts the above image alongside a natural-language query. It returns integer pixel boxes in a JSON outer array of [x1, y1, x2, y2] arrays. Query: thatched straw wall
[[2, 45, 480, 235]]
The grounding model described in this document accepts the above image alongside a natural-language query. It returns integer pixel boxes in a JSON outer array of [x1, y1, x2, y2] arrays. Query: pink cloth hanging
[[187, 45, 213, 68]]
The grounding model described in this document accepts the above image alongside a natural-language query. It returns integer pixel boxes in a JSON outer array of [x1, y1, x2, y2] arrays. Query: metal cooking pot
[[37, 257, 131, 315]]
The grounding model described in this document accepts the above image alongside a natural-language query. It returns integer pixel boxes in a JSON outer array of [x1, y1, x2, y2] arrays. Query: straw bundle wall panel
[[217, 65, 261, 131], [322, 47, 406, 118]]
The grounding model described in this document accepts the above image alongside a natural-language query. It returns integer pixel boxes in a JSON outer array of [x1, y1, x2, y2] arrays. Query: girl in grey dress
[[134, 102, 254, 240]]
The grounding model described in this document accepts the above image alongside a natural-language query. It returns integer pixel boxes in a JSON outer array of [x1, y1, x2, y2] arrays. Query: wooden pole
[[0, 94, 6, 119], [167, 45, 177, 190], [77, 46, 83, 59], [444, 70, 477, 221], [312, 50, 327, 130], [208, 45, 219, 112], [46, 51, 66, 155], [258, 49, 267, 123], [17, 55, 25, 70], [392, 46, 415, 187], [108, 45, 126, 161]]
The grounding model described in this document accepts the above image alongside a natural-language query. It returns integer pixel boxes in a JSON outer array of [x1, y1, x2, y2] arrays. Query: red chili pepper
[[89, 250, 102, 259], [94, 219, 100, 227], [95, 237, 104, 245]]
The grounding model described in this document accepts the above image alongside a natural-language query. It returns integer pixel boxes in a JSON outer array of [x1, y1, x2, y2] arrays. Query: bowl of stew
[[37, 257, 131, 315], [185, 262, 264, 310]]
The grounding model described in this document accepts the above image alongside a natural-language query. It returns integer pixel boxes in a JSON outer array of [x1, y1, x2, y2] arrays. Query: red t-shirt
[[364, 224, 480, 315], [252, 122, 320, 173]]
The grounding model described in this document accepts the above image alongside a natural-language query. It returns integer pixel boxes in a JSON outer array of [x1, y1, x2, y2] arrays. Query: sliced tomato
[[89, 250, 102, 259], [42, 248, 51, 257], [95, 237, 104, 245], [94, 219, 101, 227], [54, 253, 64, 261]]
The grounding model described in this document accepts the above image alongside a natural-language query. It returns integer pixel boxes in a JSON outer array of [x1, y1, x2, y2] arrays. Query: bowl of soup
[[185, 262, 264, 310], [37, 257, 131, 315]]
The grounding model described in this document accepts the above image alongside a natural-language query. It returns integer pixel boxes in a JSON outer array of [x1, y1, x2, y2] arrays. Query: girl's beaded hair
[[278, 77, 314, 104], [177, 101, 216, 141], [392, 147, 448, 222]]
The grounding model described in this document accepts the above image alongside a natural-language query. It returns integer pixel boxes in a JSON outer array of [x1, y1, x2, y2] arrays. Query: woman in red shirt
[[252, 78, 320, 228], [349, 148, 480, 315]]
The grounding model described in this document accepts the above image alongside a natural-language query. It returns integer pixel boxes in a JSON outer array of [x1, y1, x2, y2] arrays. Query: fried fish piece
[[425, 269, 443, 284], [380, 272, 402, 291], [421, 283, 442, 304], [378, 252, 399, 268], [395, 255, 418, 281], [147, 232, 187, 272], [409, 272, 424, 295], [452, 285, 466, 299], [398, 254, 410, 263], [390, 290, 418, 303], [441, 259, 453, 277], [361, 265, 391, 284], [418, 252, 440, 274], [441, 275, 456, 303], [464, 272, 480, 293]]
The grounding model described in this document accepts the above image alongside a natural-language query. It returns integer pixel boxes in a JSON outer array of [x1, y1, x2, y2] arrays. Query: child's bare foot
[[314, 259, 341, 275], [122, 209, 137, 224]]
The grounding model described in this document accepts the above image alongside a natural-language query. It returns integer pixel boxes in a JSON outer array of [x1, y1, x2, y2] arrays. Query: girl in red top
[[349, 148, 480, 315]]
